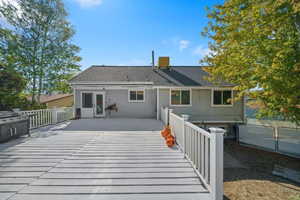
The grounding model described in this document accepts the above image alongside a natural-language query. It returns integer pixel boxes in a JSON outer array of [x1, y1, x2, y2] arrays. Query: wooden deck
[[0, 131, 209, 200]]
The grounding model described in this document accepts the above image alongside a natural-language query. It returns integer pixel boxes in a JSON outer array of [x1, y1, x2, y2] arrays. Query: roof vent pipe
[[152, 50, 155, 70]]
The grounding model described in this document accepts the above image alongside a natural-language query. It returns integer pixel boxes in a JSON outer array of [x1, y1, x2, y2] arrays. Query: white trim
[[155, 86, 235, 90], [128, 89, 145, 103], [169, 88, 192, 107], [94, 92, 105, 117], [72, 85, 236, 91], [71, 81, 154, 85], [191, 120, 244, 124], [211, 89, 234, 107], [72, 85, 154, 90], [156, 88, 159, 120], [73, 88, 75, 117]]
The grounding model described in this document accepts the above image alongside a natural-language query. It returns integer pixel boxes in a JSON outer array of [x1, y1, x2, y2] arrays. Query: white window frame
[[211, 89, 234, 107], [169, 88, 192, 107], [128, 89, 145, 103]]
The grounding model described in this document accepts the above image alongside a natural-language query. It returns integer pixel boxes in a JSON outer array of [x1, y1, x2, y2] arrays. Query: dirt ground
[[224, 140, 300, 200]]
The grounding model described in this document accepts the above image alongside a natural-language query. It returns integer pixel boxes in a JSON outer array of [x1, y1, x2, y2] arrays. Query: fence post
[[52, 108, 58, 124], [209, 127, 225, 200], [274, 126, 279, 152]]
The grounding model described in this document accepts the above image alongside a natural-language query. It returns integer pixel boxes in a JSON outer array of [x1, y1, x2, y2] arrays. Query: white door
[[94, 92, 105, 117], [81, 92, 94, 118]]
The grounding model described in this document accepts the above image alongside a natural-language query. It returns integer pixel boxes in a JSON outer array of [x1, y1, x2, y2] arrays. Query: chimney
[[158, 57, 170, 69]]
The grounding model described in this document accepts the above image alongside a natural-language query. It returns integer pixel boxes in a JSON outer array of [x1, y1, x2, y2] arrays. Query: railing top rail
[[20, 109, 51, 112], [184, 121, 211, 138], [170, 112, 183, 121]]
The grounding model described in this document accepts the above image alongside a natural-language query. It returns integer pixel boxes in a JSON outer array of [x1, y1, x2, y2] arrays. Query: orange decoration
[[161, 126, 171, 138], [166, 135, 175, 147]]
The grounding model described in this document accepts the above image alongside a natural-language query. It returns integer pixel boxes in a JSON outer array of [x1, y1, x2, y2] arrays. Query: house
[[28, 94, 74, 108], [69, 57, 245, 135]]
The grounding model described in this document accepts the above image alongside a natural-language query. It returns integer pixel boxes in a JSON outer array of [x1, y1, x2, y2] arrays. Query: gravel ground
[[224, 140, 300, 200]]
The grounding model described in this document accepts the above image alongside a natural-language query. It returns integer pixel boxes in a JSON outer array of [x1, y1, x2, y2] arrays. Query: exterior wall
[[46, 96, 74, 108], [158, 88, 244, 122], [74, 88, 156, 118]]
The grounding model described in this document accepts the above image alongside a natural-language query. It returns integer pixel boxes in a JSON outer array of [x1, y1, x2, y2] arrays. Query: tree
[[0, 0, 81, 104], [0, 28, 26, 110], [202, 0, 300, 123]]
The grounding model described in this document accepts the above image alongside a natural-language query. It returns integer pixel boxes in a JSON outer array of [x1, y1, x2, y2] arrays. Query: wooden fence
[[169, 111, 225, 200], [20, 107, 73, 129]]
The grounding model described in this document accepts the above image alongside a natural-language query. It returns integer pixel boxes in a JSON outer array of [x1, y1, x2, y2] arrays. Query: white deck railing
[[20, 107, 73, 129], [169, 111, 224, 200]]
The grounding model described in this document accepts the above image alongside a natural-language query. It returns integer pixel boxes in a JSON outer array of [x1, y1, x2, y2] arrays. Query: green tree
[[0, 28, 26, 110], [0, 0, 81, 104], [202, 0, 300, 123]]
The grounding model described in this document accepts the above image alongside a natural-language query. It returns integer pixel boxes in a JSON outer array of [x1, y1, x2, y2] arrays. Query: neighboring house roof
[[69, 65, 232, 87], [27, 94, 73, 104]]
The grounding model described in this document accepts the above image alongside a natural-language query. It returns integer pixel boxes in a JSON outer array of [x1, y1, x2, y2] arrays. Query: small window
[[129, 90, 145, 102], [82, 93, 93, 108], [212, 90, 233, 106], [170, 89, 191, 106]]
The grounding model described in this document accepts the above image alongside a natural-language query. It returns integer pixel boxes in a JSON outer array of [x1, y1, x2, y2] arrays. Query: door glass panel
[[96, 94, 103, 115], [82, 93, 93, 108]]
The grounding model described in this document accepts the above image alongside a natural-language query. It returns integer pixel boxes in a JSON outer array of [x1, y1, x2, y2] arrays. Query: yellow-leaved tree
[[203, 0, 300, 123]]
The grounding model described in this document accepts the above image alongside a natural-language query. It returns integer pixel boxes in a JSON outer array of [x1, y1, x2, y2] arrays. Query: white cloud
[[162, 37, 191, 51], [74, 0, 103, 8], [179, 40, 190, 51], [193, 45, 212, 57]]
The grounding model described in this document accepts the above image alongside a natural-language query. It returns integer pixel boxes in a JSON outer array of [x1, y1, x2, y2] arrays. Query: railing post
[[168, 109, 173, 125], [52, 108, 58, 124], [182, 116, 187, 155], [209, 127, 225, 200]]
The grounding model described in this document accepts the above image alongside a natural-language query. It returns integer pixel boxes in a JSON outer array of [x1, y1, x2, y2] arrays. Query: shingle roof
[[27, 94, 73, 103], [69, 65, 232, 87], [69, 66, 176, 86]]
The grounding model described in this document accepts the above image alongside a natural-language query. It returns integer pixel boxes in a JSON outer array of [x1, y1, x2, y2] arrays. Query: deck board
[[0, 130, 208, 200]]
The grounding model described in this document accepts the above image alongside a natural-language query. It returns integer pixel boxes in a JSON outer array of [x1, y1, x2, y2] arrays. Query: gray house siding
[[158, 88, 244, 122], [75, 88, 157, 118]]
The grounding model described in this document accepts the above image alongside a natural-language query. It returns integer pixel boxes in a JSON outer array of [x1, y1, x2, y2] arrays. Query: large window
[[82, 93, 93, 108], [129, 89, 145, 102], [170, 89, 191, 106], [212, 90, 233, 106]]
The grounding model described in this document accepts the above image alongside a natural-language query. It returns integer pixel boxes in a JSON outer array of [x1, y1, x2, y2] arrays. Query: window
[[129, 90, 145, 102], [170, 89, 191, 106], [212, 90, 233, 106], [82, 93, 93, 108]]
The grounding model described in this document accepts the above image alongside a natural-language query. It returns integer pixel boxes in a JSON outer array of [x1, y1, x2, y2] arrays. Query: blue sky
[[64, 0, 222, 70]]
